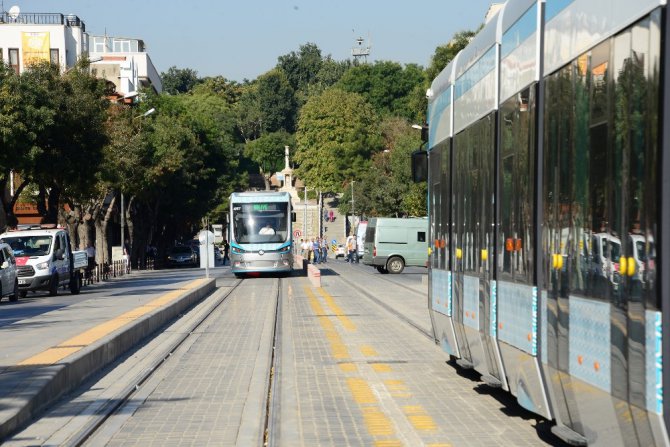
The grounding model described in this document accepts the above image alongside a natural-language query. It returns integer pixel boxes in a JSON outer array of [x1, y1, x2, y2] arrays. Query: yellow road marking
[[361, 345, 378, 357], [363, 406, 395, 436], [339, 362, 358, 373], [403, 405, 438, 432], [375, 440, 403, 447], [347, 378, 377, 404], [19, 279, 207, 366], [304, 286, 350, 359], [372, 363, 392, 373], [317, 287, 357, 331]]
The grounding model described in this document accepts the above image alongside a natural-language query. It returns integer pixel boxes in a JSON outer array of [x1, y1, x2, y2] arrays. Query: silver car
[[0, 243, 18, 302]]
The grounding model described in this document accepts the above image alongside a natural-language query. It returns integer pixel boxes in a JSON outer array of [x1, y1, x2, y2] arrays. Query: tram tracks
[[59, 278, 246, 447]]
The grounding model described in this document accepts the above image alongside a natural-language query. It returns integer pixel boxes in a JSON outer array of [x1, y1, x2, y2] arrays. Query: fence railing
[[0, 13, 85, 31], [82, 258, 155, 286]]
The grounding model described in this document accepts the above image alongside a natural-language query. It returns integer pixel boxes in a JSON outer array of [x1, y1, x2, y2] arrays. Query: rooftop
[[0, 12, 86, 31]]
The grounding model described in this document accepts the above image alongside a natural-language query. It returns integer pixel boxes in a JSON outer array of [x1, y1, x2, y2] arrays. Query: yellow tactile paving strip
[[304, 281, 444, 446], [18, 278, 208, 367]]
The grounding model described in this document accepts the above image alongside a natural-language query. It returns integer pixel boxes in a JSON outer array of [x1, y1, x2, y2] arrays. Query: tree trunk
[[96, 195, 116, 265]]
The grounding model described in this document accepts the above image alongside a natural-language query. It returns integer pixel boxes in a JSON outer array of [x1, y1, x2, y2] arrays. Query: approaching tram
[[416, 0, 670, 445], [229, 191, 295, 277]]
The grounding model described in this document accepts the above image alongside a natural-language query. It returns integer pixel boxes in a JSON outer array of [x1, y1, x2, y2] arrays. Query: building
[[0, 8, 162, 225], [88, 35, 162, 96], [0, 10, 162, 96], [0, 10, 87, 73]]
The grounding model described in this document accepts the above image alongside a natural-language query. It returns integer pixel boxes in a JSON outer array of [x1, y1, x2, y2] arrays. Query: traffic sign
[[293, 229, 302, 238]]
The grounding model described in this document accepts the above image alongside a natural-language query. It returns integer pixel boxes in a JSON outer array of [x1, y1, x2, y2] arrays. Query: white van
[[362, 218, 428, 274], [356, 221, 368, 258]]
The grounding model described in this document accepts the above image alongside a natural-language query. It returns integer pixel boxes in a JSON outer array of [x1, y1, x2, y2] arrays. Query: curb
[[0, 278, 216, 441]]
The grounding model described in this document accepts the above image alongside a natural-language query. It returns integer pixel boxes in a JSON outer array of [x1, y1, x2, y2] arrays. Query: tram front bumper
[[231, 253, 292, 273]]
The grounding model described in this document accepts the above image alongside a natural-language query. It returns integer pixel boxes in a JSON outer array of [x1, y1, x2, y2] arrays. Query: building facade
[[0, 11, 87, 73]]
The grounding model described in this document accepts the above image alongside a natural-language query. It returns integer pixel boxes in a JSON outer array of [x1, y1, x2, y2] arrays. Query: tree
[[13, 62, 109, 225], [277, 43, 323, 94], [341, 117, 426, 217], [192, 76, 243, 105], [336, 61, 425, 121], [244, 131, 295, 190], [426, 30, 476, 82], [161, 66, 201, 94], [257, 69, 296, 133], [295, 88, 381, 192]]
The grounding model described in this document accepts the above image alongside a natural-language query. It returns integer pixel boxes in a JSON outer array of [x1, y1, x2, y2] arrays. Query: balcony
[[0, 12, 86, 31]]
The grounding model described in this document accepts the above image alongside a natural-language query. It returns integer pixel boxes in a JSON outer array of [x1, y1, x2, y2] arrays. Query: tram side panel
[[423, 0, 669, 445], [494, 0, 552, 420], [540, 2, 665, 445]]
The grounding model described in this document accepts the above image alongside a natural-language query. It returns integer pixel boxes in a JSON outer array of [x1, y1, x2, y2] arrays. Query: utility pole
[[351, 181, 355, 235], [303, 186, 307, 238]]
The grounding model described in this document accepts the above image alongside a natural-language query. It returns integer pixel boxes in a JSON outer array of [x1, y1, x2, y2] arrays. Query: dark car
[[166, 246, 197, 267]]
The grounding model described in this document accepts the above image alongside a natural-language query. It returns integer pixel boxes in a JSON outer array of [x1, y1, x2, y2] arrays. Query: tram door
[[453, 114, 503, 383], [543, 16, 660, 443]]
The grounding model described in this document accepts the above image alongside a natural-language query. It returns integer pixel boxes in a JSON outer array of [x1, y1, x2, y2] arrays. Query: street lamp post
[[351, 181, 355, 235], [303, 186, 308, 239]]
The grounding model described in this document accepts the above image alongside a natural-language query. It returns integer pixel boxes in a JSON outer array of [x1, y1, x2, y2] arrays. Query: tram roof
[[230, 191, 292, 203]]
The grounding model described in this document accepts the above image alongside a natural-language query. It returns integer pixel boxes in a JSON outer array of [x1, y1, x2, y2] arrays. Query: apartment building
[[0, 9, 162, 96], [89, 35, 163, 96], [0, 10, 87, 73]]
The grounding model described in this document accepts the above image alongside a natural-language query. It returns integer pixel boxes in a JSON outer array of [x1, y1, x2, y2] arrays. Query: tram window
[[499, 86, 534, 284]]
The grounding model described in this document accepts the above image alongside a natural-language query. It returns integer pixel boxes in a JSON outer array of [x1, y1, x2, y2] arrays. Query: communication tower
[[351, 36, 371, 63]]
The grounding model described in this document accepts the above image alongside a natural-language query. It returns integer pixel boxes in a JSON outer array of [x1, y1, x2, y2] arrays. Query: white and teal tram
[[415, 0, 669, 445], [229, 192, 295, 277]]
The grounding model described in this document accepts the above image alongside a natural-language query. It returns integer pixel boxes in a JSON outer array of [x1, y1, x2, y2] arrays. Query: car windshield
[[0, 235, 53, 256], [232, 202, 289, 244]]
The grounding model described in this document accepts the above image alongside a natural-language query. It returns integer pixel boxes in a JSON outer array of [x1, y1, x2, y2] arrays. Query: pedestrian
[[123, 239, 131, 274], [347, 234, 357, 263], [300, 238, 308, 259], [312, 238, 320, 264], [222, 239, 230, 266], [321, 238, 328, 263]]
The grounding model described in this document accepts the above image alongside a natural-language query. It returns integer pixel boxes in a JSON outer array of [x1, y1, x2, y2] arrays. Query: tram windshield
[[232, 202, 289, 244]]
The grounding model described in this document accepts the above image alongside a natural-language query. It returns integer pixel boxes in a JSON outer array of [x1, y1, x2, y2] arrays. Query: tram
[[229, 191, 295, 277], [415, 0, 670, 445]]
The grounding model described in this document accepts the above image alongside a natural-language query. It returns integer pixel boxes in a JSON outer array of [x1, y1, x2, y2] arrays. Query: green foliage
[[244, 131, 295, 179], [257, 69, 296, 133], [295, 88, 381, 192], [426, 30, 476, 82], [336, 61, 426, 121], [277, 43, 323, 94], [340, 117, 426, 217], [192, 76, 243, 105], [161, 66, 201, 94]]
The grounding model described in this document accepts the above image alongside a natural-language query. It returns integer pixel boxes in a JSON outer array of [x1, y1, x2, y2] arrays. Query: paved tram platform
[[0, 269, 215, 440], [2, 262, 557, 446]]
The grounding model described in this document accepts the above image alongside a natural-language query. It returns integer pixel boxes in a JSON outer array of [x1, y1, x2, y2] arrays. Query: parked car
[[0, 242, 18, 302], [335, 244, 346, 258], [166, 246, 198, 267]]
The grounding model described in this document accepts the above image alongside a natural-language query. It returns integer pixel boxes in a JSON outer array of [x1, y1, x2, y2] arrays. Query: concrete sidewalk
[[0, 274, 216, 440]]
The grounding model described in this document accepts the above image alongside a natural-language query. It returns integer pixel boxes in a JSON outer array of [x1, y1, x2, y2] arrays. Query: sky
[[13, 0, 495, 82]]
